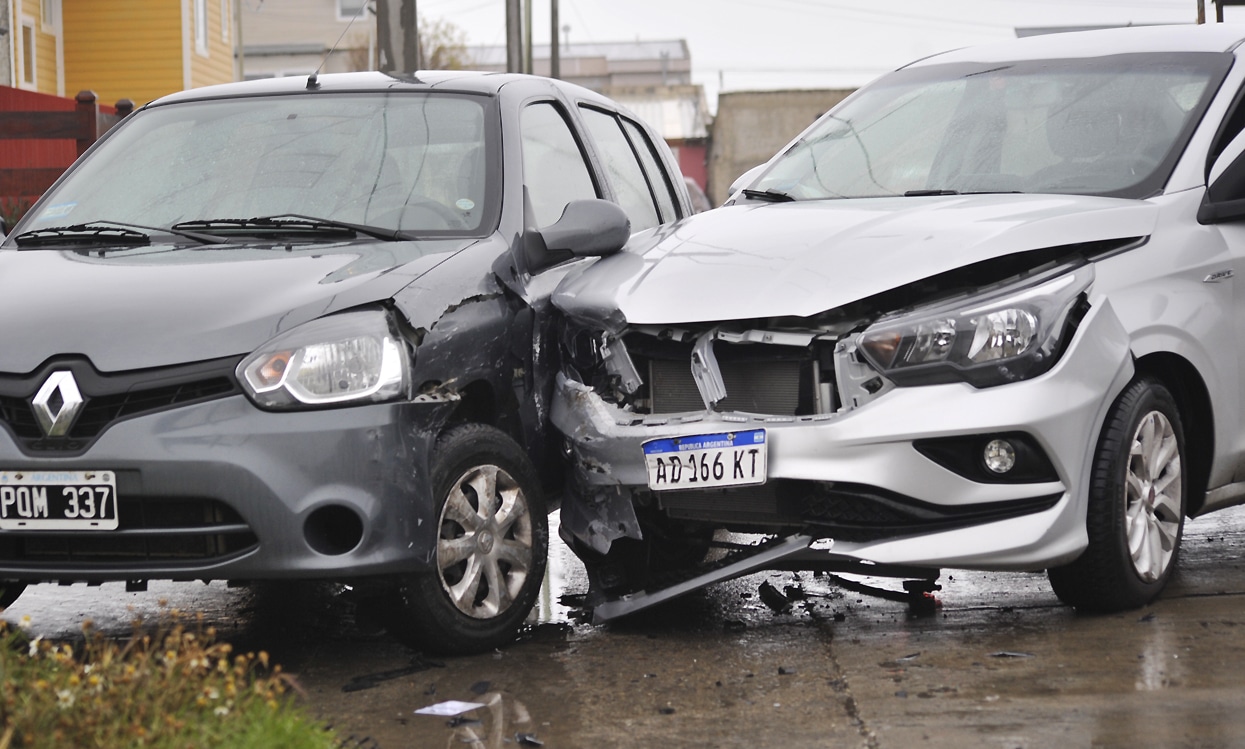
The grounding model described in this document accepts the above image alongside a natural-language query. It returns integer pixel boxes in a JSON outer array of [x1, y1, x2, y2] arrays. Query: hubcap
[[1124, 410, 1182, 583], [436, 464, 533, 619]]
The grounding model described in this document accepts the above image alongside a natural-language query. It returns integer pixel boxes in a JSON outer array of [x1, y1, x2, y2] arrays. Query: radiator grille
[[0, 497, 258, 565], [648, 357, 804, 414]]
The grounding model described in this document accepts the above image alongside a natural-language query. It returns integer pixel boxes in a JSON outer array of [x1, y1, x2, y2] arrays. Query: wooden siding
[[62, 0, 183, 105], [12, 0, 60, 95], [189, 0, 236, 89]]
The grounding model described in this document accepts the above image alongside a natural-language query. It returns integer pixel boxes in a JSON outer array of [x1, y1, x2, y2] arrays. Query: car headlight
[[237, 309, 411, 409], [857, 263, 1092, 388]]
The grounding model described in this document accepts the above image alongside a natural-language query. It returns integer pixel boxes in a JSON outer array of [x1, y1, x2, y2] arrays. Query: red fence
[[0, 87, 132, 222]]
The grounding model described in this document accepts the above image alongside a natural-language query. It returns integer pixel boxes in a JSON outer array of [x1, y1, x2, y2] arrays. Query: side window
[[580, 107, 661, 232], [620, 117, 682, 223], [520, 102, 598, 228]]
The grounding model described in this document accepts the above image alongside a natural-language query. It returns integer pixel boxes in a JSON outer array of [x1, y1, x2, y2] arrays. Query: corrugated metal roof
[[467, 40, 689, 67]]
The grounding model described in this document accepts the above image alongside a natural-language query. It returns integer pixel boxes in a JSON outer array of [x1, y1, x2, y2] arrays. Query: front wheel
[[1048, 377, 1185, 611], [386, 424, 548, 655]]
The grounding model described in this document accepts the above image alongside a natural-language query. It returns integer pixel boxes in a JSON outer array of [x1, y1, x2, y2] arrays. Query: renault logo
[[31, 371, 84, 438]]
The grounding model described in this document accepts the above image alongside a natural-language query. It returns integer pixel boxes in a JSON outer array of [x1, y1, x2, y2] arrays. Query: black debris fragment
[[784, 584, 807, 600], [897, 652, 921, 662], [989, 651, 1034, 659], [1138, 612, 1157, 622], [341, 658, 445, 693], [778, 666, 796, 675], [659, 707, 676, 715], [469, 680, 491, 695], [758, 581, 792, 612], [833, 612, 846, 622], [446, 716, 482, 728], [516, 733, 545, 747]]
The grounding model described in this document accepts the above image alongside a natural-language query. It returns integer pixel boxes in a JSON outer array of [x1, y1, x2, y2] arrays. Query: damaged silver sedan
[[552, 25, 1245, 618], [0, 71, 690, 653]]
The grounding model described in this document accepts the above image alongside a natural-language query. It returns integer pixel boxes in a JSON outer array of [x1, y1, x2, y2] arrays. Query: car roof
[[911, 24, 1245, 67], [148, 70, 614, 108]]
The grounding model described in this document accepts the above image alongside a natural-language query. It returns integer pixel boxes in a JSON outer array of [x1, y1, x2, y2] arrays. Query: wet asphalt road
[[10, 507, 1245, 748]]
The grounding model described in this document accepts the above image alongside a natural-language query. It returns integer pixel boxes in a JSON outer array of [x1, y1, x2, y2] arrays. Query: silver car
[[551, 25, 1245, 616]]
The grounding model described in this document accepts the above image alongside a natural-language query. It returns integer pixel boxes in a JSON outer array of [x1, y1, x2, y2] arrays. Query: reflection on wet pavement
[[8, 508, 1245, 746]]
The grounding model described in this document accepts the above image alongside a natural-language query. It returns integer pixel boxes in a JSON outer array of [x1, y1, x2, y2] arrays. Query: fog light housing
[[983, 439, 1017, 474]]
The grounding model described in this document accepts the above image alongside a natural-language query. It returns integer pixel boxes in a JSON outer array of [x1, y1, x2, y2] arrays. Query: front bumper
[[552, 302, 1135, 571], [0, 395, 452, 582]]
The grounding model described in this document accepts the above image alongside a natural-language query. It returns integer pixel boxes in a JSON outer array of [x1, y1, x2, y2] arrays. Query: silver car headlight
[[238, 309, 411, 409], [858, 263, 1093, 388]]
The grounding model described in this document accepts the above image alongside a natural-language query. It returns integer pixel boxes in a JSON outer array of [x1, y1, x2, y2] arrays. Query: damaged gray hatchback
[[0, 71, 689, 653], [552, 25, 1245, 619]]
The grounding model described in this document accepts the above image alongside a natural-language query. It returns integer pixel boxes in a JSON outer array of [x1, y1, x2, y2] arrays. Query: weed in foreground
[[0, 613, 337, 749]]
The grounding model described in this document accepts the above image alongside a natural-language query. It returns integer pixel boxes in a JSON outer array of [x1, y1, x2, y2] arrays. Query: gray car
[[0, 70, 690, 653], [551, 25, 1245, 618]]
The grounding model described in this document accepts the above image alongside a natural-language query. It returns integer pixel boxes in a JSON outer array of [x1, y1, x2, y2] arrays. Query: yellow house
[[9, 0, 239, 106]]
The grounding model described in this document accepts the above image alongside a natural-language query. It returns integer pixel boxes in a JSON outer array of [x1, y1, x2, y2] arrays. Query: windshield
[[16, 91, 497, 239], [754, 52, 1231, 200]]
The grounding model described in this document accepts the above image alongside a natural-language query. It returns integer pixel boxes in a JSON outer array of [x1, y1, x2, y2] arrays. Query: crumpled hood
[[0, 239, 477, 372], [553, 193, 1157, 326]]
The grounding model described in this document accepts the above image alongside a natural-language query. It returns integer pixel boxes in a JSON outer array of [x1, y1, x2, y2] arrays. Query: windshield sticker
[[455, 198, 475, 211], [38, 203, 77, 222]]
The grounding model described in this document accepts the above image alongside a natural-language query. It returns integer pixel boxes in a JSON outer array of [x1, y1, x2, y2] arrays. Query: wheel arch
[[1133, 351, 1213, 516]]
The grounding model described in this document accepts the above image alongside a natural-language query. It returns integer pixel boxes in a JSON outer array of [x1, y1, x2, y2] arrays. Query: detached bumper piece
[[590, 533, 941, 624]]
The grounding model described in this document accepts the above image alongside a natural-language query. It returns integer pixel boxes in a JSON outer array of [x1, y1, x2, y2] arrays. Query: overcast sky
[[416, 0, 1234, 112]]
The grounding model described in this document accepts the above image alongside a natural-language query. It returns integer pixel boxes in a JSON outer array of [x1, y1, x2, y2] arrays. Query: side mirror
[[526, 199, 631, 273], [727, 164, 767, 198]]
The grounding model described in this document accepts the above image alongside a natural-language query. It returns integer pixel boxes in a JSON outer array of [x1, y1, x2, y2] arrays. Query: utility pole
[[524, 0, 533, 74], [550, 0, 560, 79], [376, 0, 419, 73], [506, 0, 523, 73]]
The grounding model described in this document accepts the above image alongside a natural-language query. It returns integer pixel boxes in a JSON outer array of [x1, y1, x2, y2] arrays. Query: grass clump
[[0, 615, 337, 749]]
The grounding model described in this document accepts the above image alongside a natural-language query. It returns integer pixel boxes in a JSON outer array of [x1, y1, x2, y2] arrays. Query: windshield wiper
[[742, 188, 796, 203], [12, 219, 224, 248], [14, 223, 151, 248], [904, 189, 1025, 197], [173, 214, 407, 241]]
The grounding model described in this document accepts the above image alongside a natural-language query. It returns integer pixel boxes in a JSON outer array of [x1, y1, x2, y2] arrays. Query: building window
[[337, 0, 367, 21], [194, 0, 209, 55], [40, 0, 59, 32], [19, 17, 36, 88]]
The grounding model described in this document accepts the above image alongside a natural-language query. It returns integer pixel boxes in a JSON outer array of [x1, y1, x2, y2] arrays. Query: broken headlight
[[238, 309, 411, 409], [857, 264, 1092, 388]]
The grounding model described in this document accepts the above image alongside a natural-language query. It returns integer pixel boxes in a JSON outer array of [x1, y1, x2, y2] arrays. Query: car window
[[579, 107, 661, 231], [619, 116, 682, 223], [755, 52, 1229, 201], [520, 102, 598, 228], [23, 92, 497, 236]]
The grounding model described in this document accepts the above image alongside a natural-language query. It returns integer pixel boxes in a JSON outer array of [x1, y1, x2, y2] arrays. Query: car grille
[[0, 356, 242, 455], [0, 496, 258, 566], [626, 335, 823, 416], [649, 358, 804, 414], [657, 480, 1061, 541]]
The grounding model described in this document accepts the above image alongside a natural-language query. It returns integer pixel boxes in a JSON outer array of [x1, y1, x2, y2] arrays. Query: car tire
[[385, 424, 547, 655], [0, 581, 26, 610], [1048, 377, 1185, 612]]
